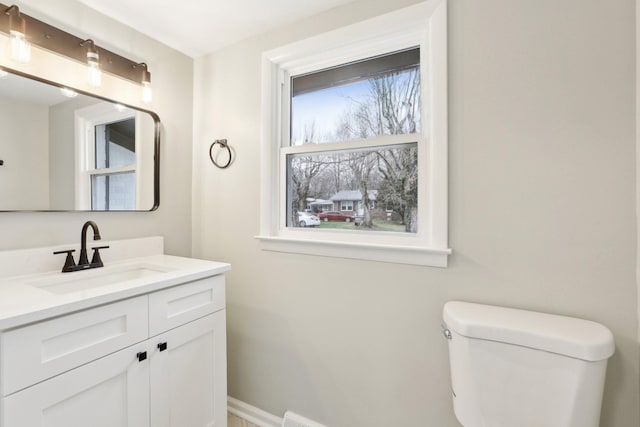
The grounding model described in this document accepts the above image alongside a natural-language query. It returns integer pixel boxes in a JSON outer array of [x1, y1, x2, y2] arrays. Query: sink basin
[[26, 263, 173, 295]]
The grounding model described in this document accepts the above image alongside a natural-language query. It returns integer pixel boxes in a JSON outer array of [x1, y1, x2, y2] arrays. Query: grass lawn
[[318, 219, 406, 232]]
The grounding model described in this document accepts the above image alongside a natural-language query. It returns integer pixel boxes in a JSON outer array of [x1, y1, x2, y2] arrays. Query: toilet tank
[[443, 301, 615, 427]]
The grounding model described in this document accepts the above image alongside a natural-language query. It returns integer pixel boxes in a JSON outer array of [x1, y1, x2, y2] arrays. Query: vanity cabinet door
[[1, 342, 151, 427], [150, 310, 227, 427]]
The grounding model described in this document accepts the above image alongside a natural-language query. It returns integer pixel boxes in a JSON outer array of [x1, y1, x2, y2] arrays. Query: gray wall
[[0, 97, 49, 210], [49, 96, 99, 210], [193, 0, 639, 426], [637, 0, 640, 348], [0, 0, 194, 256]]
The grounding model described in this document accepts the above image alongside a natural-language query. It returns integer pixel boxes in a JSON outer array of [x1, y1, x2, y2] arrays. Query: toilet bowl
[[442, 301, 614, 427]]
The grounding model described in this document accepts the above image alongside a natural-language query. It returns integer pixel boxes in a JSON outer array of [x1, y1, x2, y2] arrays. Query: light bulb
[[87, 53, 101, 87], [6, 7, 30, 64], [83, 40, 101, 87], [142, 81, 152, 103], [10, 31, 30, 63], [87, 61, 101, 87], [140, 66, 152, 103]]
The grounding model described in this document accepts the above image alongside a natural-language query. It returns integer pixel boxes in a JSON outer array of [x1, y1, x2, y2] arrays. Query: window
[[258, 0, 450, 267], [75, 104, 140, 211], [340, 201, 354, 212], [91, 119, 136, 210], [287, 49, 419, 231]]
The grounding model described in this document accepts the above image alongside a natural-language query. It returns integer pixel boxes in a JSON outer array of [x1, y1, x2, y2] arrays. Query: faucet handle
[[53, 249, 76, 273], [90, 245, 109, 267]]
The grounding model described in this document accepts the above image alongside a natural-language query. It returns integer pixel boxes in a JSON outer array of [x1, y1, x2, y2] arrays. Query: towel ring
[[209, 139, 232, 169]]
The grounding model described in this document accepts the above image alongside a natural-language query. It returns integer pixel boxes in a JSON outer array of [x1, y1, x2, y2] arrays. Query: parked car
[[297, 211, 320, 227], [318, 211, 355, 222]]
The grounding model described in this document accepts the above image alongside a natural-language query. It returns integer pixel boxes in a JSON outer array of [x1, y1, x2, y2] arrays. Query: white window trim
[[256, 0, 451, 267]]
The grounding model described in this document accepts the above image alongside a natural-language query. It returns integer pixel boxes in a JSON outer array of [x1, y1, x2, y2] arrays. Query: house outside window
[[258, 0, 450, 267]]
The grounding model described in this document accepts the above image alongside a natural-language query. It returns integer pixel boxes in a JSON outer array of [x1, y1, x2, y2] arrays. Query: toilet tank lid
[[443, 301, 615, 361]]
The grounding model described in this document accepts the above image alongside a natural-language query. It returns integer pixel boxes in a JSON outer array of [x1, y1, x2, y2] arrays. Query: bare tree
[[337, 68, 421, 231], [376, 145, 418, 232], [348, 151, 378, 228], [288, 123, 327, 226], [339, 68, 421, 139]]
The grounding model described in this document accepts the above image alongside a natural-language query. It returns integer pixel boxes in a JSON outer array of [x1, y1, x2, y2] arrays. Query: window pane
[[91, 172, 136, 210], [286, 143, 418, 233], [291, 48, 421, 146], [95, 118, 136, 169]]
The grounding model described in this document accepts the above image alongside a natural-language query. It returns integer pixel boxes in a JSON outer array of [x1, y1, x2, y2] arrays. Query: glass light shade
[[9, 31, 31, 64], [0, 70, 8, 78], [87, 61, 101, 87], [141, 81, 152, 103]]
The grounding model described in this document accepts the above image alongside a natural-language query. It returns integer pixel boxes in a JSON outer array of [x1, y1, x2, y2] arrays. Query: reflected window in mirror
[[75, 104, 152, 211], [0, 68, 159, 211], [91, 118, 136, 210]]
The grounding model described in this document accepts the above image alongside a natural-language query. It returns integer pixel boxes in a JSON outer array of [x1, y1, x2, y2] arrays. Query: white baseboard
[[228, 396, 283, 427]]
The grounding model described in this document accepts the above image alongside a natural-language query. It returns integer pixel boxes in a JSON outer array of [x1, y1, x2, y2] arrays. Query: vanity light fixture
[[0, 2, 153, 102], [4, 5, 30, 64], [81, 39, 101, 87]]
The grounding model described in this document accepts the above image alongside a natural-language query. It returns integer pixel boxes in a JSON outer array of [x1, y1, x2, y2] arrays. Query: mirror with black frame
[[0, 68, 159, 211]]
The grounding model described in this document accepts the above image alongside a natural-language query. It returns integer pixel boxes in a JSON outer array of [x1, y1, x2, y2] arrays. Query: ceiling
[[76, 0, 357, 58]]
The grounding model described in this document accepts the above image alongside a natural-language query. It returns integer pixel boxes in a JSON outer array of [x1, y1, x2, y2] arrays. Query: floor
[[228, 412, 261, 427]]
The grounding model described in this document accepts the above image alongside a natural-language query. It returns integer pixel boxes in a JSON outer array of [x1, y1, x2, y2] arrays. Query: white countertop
[[0, 254, 230, 330]]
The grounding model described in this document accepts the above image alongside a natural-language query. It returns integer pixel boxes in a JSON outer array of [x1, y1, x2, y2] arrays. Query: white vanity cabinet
[[0, 274, 227, 427]]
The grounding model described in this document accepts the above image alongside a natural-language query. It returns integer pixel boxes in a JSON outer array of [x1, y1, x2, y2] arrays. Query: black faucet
[[53, 221, 109, 273], [79, 221, 100, 265]]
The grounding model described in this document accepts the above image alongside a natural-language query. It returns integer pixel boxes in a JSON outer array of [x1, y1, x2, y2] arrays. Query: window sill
[[255, 235, 451, 267]]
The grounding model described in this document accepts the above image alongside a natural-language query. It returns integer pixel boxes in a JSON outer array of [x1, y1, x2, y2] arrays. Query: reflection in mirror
[[0, 69, 159, 211]]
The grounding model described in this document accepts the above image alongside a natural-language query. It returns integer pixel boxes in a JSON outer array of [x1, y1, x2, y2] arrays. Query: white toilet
[[442, 301, 615, 427]]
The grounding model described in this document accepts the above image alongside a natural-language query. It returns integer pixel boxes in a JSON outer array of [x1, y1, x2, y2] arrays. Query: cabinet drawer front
[[149, 275, 225, 336], [1, 296, 148, 396]]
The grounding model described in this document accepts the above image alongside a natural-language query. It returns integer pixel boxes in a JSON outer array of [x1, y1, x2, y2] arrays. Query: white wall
[[0, 97, 49, 210], [0, 0, 194, 256], [193, 0, 639, 426]]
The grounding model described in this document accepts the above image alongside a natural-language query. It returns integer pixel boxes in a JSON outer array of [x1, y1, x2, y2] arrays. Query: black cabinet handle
[[157, 342, 167, 352], [137, 351, 147, 362]]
